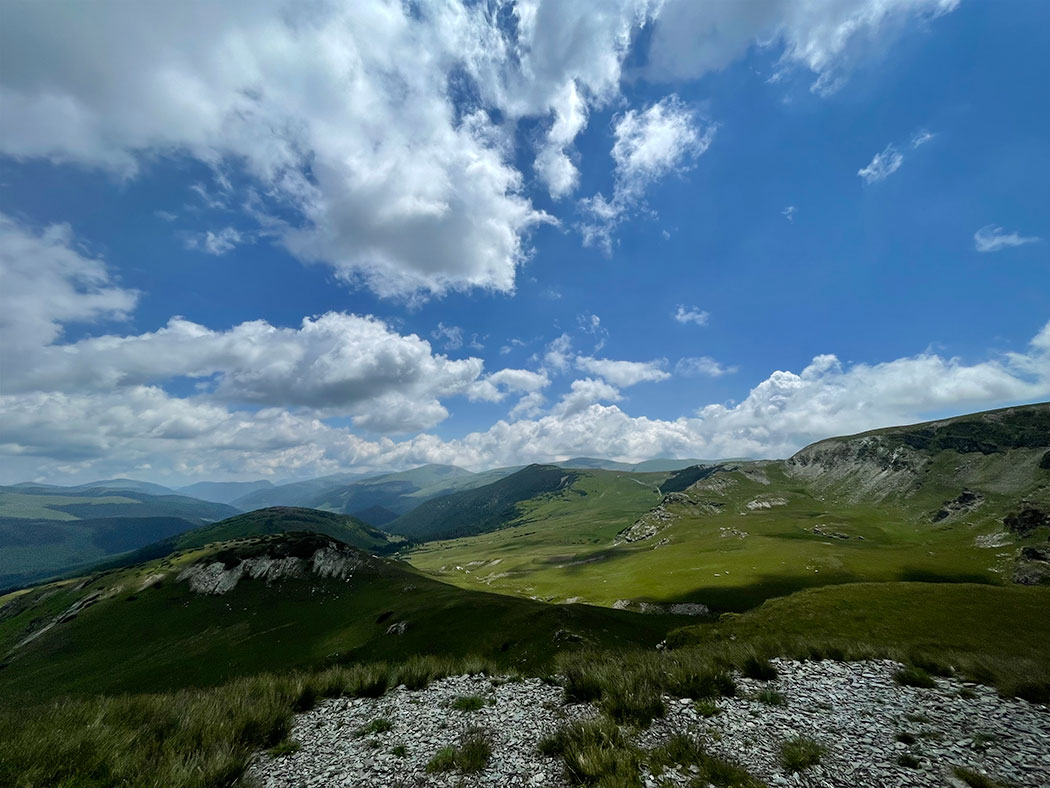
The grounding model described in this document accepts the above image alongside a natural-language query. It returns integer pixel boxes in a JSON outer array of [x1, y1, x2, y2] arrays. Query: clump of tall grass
[[0, 654, 498, 788], [538, 717, 642, 787], [425, 726, 492, 774], [648, 732, 765, 788]]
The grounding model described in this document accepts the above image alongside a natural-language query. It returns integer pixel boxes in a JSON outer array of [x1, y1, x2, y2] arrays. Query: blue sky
[[0, 0, 1047, 484]]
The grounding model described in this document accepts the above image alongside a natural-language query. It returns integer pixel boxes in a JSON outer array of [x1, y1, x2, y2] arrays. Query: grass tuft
[[268, 738, 300, 757], [896, 754, 920, 769], [779, 736, 825, 773], [741, 655, 779, 681], [648, 732, 764, 787], [894, 666, 936, 689], [755, 688, 785, 706], [355, 718, 393, 737], [426, 726, 492, 775], [451, 695, 486, 712], [538, 717, 641, 787]]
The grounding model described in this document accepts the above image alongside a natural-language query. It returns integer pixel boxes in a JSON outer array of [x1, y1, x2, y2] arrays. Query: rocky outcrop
[[786, 436, 926, 503], [931, 490, 985, 523], [177, 538, 375, 595]]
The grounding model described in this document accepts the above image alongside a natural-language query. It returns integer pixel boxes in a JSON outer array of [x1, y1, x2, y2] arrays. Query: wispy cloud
[[857, 144, 904, 183], [858, 128, 935, 184], [430, 322, 464, 350], [185, 227, 244, 256], [676, 356, 738, 377], [580, 95, 715, 252], [782, 205, 796, 223], [674, 305, 710, 326], [974, 225, 1041, 253]]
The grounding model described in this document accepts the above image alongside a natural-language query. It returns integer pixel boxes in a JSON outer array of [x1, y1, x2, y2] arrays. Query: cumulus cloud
[[0, 213, 138, 350], [0, 213, 544, 436], [974, 225, 1041, 253], [857, 144, 904, 183], [673, 305, 710, 326], [5, 319, 1044, 483], [676, 357, 738, 378], [3, 319, 1046, 483], [575, 356, 670, 387], [581, 95, 715, 250], [0, 1, 959, 292]]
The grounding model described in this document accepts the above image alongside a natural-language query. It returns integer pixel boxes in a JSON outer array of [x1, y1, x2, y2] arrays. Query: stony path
[[245, 661, 1050, 788]]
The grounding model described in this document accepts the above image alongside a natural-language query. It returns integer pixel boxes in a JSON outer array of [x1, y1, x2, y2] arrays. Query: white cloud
[[646, 0, 959, 94], [676, 357, 738, 378], [552, 378, 623, 417], [911, 129, 935, 148], [674, 305, 710, 326], [581, 95, 715, 250], [974, 225, 1041, 253], [544, 333, 574, 374], [858, 144, 904, 183], [3, 322, 1046, 483], [0, 1, 959, 291], [0, 213, 548, 436], [858, 127, 936, 184], [186, 226, 244, 256], [782, 205, 796, 222], [431, 322, 464, 350], [575, 357, 670, 387], [0, 213, 138, 351]]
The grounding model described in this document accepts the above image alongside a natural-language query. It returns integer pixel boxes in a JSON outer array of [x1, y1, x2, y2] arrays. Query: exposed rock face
[[786, 436, 926, 503], [931, 490, 985, 523], [745, 497, 788, 511], [177, 539, 374, 595], [616, 492, 724, 544], [1004, 507, 1050, 536]]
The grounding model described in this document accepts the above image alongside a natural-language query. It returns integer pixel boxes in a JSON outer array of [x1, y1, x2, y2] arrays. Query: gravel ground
[[246, 660, 1050, 788], [245, 674, 594, 787]]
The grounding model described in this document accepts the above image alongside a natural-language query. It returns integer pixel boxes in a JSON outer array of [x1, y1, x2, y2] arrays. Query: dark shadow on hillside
[[897, 568, 996, 584], [657, 568, 1002, 614]]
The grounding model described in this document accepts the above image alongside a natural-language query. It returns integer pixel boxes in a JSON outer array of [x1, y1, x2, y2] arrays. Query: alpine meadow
[[0, 2, 1047, 787]]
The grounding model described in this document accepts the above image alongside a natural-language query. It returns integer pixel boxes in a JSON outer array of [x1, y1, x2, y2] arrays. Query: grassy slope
[[664, 581, 1050, 694], [385, 464, 592, 541], [170, 507, 400, 553], [406, 407, 1050, 612], [0, 488, 240, 590], [0, 534, 681, 701]]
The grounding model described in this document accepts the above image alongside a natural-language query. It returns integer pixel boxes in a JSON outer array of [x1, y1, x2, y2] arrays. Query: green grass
[[0, 534, 678, 701], [355, 717, 393, 736], [755, 688, 785, 706], [894, 666, 937, 688], [779, 737, 825, 772], [425, 726, 491, 774], [648, 733, 766, 788], [665, 583, 1050, 700], [451, 695, 486, 712], [402, 407, 1050, 612], [896, 753, 920, 769], [268, 738, 301, 756], [538, 717, 642, 788]]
